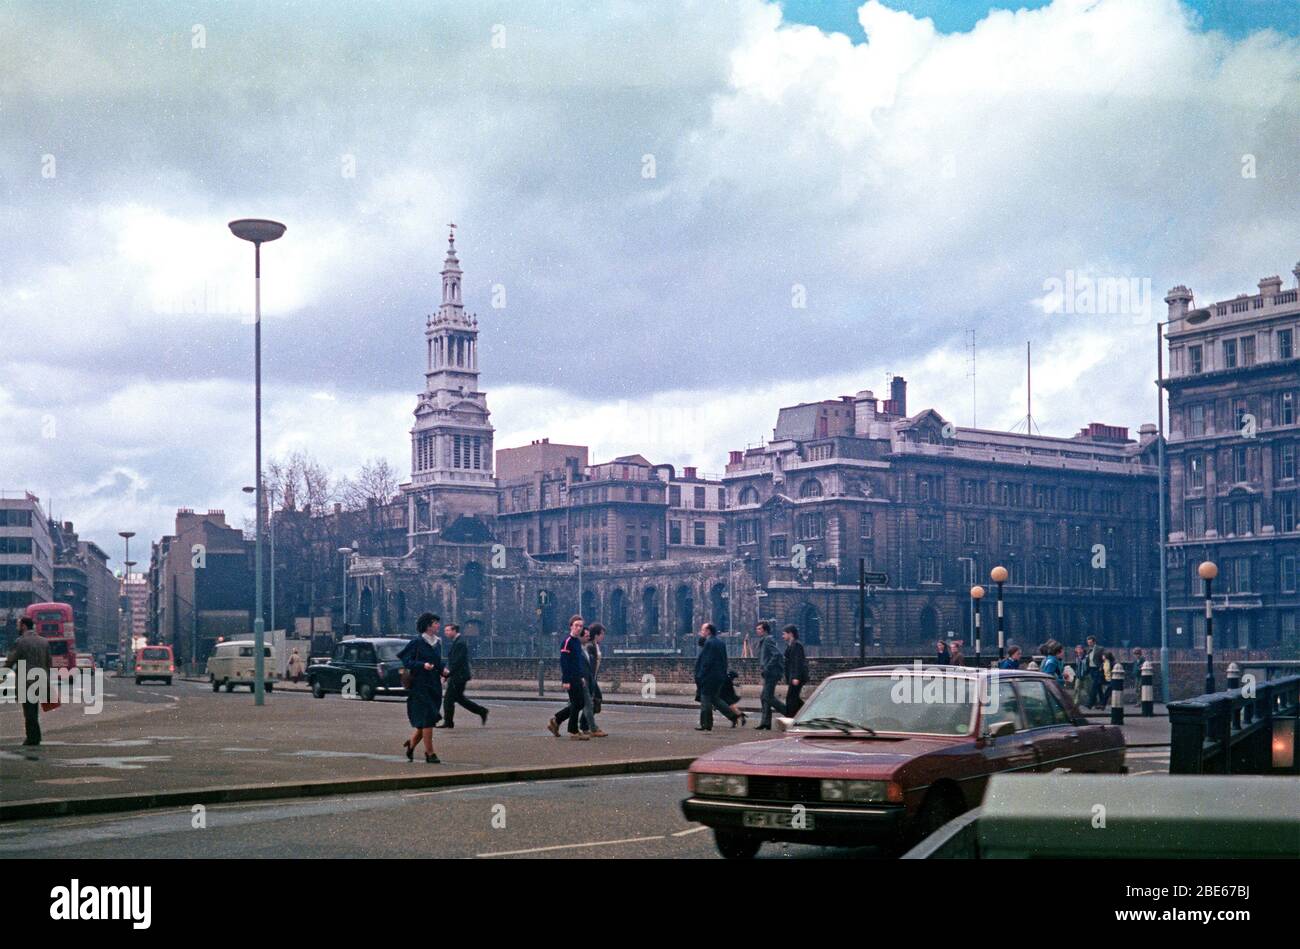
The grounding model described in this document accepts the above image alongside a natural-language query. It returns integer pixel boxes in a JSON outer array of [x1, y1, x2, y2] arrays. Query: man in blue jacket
[[755, 620, 787, 729], [549, 616, 594, 740], [695, 622, 738, 731]]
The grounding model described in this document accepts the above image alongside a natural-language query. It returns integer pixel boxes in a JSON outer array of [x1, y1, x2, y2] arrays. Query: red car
[[681, 665, 1125, 858]]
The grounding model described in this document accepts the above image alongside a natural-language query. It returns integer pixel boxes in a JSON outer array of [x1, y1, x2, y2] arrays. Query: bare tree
[[266, 450, 335, 514], [338, 458, 400, 512]]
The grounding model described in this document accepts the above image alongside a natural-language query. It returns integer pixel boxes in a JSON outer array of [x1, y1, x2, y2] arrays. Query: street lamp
[[1198, 560, 1218, 693], [338, 547, 354, 637], [118, 532, 135, 667], [229, 216, 286, 707], [990, 565, 1008, 660], [244, 484, 278, 635], [969, 585, 985, 666]]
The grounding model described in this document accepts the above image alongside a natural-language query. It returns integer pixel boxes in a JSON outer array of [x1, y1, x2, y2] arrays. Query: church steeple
[[424, 223, 479, 390], [441, 223, 462, 309]]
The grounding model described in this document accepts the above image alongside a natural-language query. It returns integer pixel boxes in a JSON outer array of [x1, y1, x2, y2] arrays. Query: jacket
[[559, 634, 586, 685], [758, 635, 784, 681], [586, 642, 601, 686], [784, 640, 809, 684], [398, 635, 443, 690], [5, 633, 51, 673], [694, 635, 728, 688], [445, 636, 472, 682]]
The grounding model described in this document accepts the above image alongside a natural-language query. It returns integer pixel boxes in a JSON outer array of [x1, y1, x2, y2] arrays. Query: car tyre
[[135, 677, 143, 685], [713, 830, 762, 860], [311, 680, 326, 699], [359, 682, 376, 701], [913, 787, 964, 844], [224, 681, 235, 692], [266, 682, 274, 693], [163, 677, 172, 686], [211, 677, 220, 693]]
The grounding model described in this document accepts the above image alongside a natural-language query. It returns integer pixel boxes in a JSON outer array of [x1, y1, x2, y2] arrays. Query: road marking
[[671, 825, 708, 837], [477, 834, 666, 857]]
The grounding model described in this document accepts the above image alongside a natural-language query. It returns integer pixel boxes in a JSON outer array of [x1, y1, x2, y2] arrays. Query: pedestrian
[[949, 641, 964, 667], [1040, 641, 1067, 684], [552, 625, 590, 737], [5, 617, 51, 746], [719, 670, 745, 725], [287, 647, 304, 683], [695, 622, 738, 731], [584, 624, 605, 725], [548, 616, 598, 740], [438, 623, 488, 728], [783, 624, 809, 716], [1085, 635, 1106, 709], [998, 645, 1022, 670], [1101, 651, 1118, 704], [935, 639, 950, 664], [398, 612, 444, 764], [755, 621, 787, 729]]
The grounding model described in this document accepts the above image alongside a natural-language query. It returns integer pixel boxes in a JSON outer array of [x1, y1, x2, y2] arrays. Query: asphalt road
[[0, 770, 887, 859]]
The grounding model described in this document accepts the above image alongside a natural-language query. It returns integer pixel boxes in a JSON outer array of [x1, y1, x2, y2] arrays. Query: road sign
[[863, 572, 888, 586]]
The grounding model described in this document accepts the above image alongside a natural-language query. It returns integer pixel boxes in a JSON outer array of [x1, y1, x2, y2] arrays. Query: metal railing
[[1168, 674, 1300, 774]]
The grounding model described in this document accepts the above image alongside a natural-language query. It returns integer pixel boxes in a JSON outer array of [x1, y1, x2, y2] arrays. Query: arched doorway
[[800, 603, 821, 646], [919, 604, 940, 643], [709, 583, 729, 632], [609, 588, 627, 636], [460, 562, 484, 611], [642, 586, 659, 637], [581, 589, 597, 623], [675, 584, 694, 638]]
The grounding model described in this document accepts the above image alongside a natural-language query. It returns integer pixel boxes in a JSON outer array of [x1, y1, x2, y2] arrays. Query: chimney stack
[[890, 376, 908, 417], [853, 390, 877, 435], [1164, 285, 1193, 321], [684, 466, 697, 480]]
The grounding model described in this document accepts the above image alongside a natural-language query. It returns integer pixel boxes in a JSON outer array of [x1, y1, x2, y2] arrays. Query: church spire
[[441, 223, 462, 309]]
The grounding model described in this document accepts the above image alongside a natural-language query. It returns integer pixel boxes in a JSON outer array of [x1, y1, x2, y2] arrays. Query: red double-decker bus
[[23, 602, 78, 671]]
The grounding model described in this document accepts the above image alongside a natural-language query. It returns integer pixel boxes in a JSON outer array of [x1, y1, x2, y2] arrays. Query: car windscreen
[[48, 640, 69, 655], [141, 648, 170, 660], [377, 643, 404, 661], [794, 674, 975, 736]]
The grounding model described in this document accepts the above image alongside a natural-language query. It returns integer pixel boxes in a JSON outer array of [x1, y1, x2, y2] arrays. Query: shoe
[[425, 753, 441, 764], [435, 723, 454, 729], [480, 709, 489, 726], [547, 718, 559, 737], [22, 740, 39, 747], [570, 733, 590, 741], [754, 725, 770, 730], [589, 729, 608, 738], [403, 740, 414, 762], [694, 726, 712, 731], [738, 712, 748, 727]]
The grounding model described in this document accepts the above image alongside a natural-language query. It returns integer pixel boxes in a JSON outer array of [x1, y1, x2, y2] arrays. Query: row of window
[[917, 557, 1121, 590], [669, 485, 727, 510], [923, 477, 1123, 514], [1185, 495, 1297, 537], [1184, 327, 1293, 374], [1184, 442, 1297, 488], [0, 509, 35, 527], [414, 433, 488, 472], [0, 536, 35, 555], [668, 520, 726, 547], [1181, 391, 1296, 436]]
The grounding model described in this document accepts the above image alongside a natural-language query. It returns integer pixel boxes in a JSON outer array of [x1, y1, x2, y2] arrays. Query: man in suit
[[583, 624, 605, 729], [695, 622, 737, 731], [439, 623, 488, 728], [755, 621, 786, 729], [6, 616, 51, 746], [782, 624, 810, 717], [1085, 635, 1106, 709]]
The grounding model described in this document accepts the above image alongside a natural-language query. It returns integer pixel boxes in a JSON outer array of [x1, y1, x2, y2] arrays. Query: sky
[[2, 0, 1297, 569]]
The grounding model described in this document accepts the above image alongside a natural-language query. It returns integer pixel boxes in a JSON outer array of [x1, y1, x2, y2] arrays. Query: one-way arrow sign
[[863, 572, 889, 586]]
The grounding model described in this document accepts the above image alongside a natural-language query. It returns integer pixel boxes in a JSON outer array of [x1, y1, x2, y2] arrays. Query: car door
[[354, 642, 377, 686], [979, 679, 1039, 780], [1018, 678, 1082, 772], [322, 644, 348, 691]]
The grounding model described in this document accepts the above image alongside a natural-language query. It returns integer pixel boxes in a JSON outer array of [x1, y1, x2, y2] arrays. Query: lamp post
[[1199, 560, 1218, 693], [969, 585, 985, 666], [990, 565, 1008, 660], [244, 484, 278, 634], [229, 216, 286, 707], [118, 531, 135, 668], [338, 547, 353, 638], [957, 556, 974, 648]]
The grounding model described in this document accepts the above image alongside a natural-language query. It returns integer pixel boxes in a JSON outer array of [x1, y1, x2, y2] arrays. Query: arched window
[[800, 478, 823, 498], [709, 582, 729, 632], [675, 584, 694, 637], [799, 603, 821, 646], [609, 588, 627, 636], [642, 586, 659, 637], [459, 562, 484, 609], [739, 486, 760, 505], [581, 589, 597, 623]]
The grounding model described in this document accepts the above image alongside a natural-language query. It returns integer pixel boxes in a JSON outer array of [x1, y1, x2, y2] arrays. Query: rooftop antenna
[[965, 329, 977, 428], [1011, 341, 1041, 435]]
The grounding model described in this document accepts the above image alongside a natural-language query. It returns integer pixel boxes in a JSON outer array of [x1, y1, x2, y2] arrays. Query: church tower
[[402, 226, 498, 546]]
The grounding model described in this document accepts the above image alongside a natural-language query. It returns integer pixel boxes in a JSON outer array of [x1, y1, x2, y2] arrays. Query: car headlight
[[821, 779, 890, 803], [695, 773, 749, 797]]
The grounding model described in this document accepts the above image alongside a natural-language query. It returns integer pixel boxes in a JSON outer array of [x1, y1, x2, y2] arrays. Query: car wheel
[[311, 680, 326, 699], [134, 678, 142, 685], [713, 830, 762, 860], [265, 683, 274, 693], [164, 678, 172, 686], [224, 682, 234, 692], [211, 678, 220, 693], [359, 682, 376, 701], [914, 787, 964, 843]]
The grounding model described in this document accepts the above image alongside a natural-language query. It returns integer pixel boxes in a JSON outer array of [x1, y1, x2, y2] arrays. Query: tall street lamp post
[[990, 565, 1008, 660], [1199, 560, 1218, 693], [118, 531, 135, 668], [969, 585, 984, 666], [338, 546, 353, 638], [229, 217, 286, 707]]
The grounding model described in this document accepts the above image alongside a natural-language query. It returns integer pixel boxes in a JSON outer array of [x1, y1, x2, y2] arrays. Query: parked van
[[135, 645, 175, 685], [206, 640, 280, 693]]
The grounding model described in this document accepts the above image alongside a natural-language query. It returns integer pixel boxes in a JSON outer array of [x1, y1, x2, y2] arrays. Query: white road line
[[671, 825, 709, 837], [477, 834, 666, 857]]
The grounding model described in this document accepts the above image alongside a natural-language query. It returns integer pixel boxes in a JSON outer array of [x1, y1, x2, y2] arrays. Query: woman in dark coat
[[399, 612, 444, 763]]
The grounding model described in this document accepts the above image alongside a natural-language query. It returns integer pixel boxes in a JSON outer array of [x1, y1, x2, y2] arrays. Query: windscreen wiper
[[796, 716, 877, 736]]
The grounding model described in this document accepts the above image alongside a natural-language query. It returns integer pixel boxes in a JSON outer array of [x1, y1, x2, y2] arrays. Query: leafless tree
[[338, 458, 400, 512], [266, 450, 335, 514]]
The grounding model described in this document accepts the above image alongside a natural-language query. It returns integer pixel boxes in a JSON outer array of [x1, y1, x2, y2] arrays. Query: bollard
[[1027, 660, 1040, 671], [1226, 662, 1241, 729], [1140, 660, 1154, 717], [1110, 663, 1125, 725], [537, 659, 545, 697]]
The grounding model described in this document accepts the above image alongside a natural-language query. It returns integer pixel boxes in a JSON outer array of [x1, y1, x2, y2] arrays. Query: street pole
[[1199, 560, 1217, 692], [339, 547, 352, 638], [991, 565, 1008, 660], [858, 557, 865, 663], [969, 585, 985, 666], [229, 218, 285, 707], [270, 487, 276, 635], [1156, 320, 1171, 704]]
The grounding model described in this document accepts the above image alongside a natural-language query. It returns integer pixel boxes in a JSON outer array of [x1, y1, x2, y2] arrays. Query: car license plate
[[743, 810, 814, 830]]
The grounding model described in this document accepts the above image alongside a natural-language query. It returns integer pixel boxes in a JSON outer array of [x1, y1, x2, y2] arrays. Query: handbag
[[399, 667, 412, 690]]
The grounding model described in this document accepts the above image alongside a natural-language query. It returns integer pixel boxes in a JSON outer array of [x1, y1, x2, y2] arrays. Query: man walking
[[783, 624, 809, 717], [584, 624, 605, 729], [439, 623, 488, 728], [5, 617, 51, 746], [1085, 635, 1106, 709], [755, 621, 786, 730], [695, 622, 738, 731], [549, 616, 602, 740]]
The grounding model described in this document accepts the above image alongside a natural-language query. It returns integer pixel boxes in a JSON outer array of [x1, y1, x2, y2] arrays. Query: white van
[[206, 640, 281, 692]]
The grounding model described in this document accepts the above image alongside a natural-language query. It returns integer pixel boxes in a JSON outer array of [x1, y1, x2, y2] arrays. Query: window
[[1188, 345, 1203, 374], [693, 522, 706, 546], [800, 479, 823, 499], [694, 486, 706, 509], [1018, 681, 1058, 729], [964, 519, 984, 545], [1233, 447, 1248, 483], [1281, 392, 1296, 426], [917, 475, 941, 500], [1187, 503, 1205, 538], [1188, 454, 1204, 489], [1034, 522, 1055, 547], [1280, 329, 1294, 361], [1227, 556, 1252, 594], [669, 520, 681, 545], [1001, 519, 1021, 546], [1223, 339, 1237, 369], [1188, 404, 1205, 437], [1241, 336, 1255, 367], [919, 516, 941, 541], [1233, 400, 1249, 432], [641, 535, 651, 558], [718, 488, 727, 510], [1280, 443, 1297, 480], [999, 483, 1023, 507], [859, 511, 874, 539], [1033, 486, 1056, 510], [770, 536, 787, 559], [669, 485, 681, 507], [961, 480, 985, 504], [918, 557, 941, 584], [737, 519, 758, 545], [1281, 555, 1297, 594], [1279, 496, 1296, 533], [795, 512, 824, 539], [717, 523, 726, 547], [1234, 501, 1252, 536]]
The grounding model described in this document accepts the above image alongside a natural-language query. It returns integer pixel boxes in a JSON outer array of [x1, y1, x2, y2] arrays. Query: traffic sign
[[863, 572, 888, 586]]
